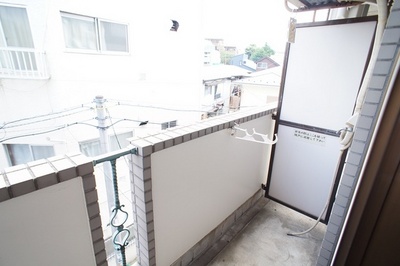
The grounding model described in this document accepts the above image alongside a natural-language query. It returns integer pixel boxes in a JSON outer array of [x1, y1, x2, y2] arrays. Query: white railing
[[0, 47, 49, 79]]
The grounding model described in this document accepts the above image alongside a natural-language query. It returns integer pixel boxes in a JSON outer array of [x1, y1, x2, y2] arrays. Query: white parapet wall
[[0, 154, 107, 265], [129, 105, 277, 266], [0, 177, 96, 266]]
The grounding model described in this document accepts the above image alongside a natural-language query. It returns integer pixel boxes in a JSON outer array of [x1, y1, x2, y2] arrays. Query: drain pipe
[[354, 0, 388, 114], [332, 48, 400, 266], [342, 0, 387, 134], [334, 0, 388, 184], [331, 2, 395, 264]]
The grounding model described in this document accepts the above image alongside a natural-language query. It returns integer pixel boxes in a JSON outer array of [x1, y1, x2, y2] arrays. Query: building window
[[5, 144, 55, 166], [204, 85, 221, 99], [79, 131, 133, 157], [0, 6, 34, 48], [214, 85, 221, 100], [204, 85, 212, 96], [61, 12, 129, 53], [0, 5, 38, 72], [161, 120, 177, 130], [257, 62, 268, 69]]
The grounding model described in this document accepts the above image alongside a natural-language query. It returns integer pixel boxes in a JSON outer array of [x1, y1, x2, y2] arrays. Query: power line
[[109, 99, 261, 115], [0, 104, 93, 129], [1, 97, 253, 143], [0, 124, 75, 143], [0, 114, 152, 143], [106, 118, 160, 128], [0, 119, 98, 143], [108, 99, 220, 114]]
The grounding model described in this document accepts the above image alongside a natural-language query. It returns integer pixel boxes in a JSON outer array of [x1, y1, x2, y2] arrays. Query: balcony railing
[[93, 147, 138, 266], [0, 47, 49, 79]]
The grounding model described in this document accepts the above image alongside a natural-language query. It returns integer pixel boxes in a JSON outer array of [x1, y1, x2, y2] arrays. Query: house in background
[[234, 66, 282, 107], [229, 53, 256, 72], [202, 64, 250, 117], [205, 38, 237, 55], [205, 38, 238, 65], [0, 0, 206, 170], [255, 56, 280, 71], [204, 40, 221, 65]]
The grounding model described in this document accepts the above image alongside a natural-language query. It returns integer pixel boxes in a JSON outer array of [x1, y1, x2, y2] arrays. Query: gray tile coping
[[129, 105, 277, 156]]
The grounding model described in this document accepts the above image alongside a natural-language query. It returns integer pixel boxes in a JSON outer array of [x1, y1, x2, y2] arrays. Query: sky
[[201, 0, 320, 64], [202, 0, 293, 55]]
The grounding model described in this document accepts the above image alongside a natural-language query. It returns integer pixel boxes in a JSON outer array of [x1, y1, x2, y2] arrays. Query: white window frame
[[60, 12, 129, 54], [204, 85, 212, 96], [214, 84, 221, 100], [0, 4, 39, 73], [0, 4, 34, 48], [161, 120, 177, 130], [5, 144, 55, 166], [79, 131, 133, 157], [257, 62, 267, 69]]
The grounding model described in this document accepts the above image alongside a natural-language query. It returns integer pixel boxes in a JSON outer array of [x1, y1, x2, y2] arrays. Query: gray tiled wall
[[317, 3, 400, 265], [129, 106, 276, 266], [0, 153, 107, 266]]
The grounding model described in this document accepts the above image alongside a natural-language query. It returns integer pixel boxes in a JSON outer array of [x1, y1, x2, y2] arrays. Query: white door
[[266, 18, 376, 221]]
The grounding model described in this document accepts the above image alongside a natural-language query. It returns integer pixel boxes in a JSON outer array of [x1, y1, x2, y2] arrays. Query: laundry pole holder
[[231, 124, 278, 145]]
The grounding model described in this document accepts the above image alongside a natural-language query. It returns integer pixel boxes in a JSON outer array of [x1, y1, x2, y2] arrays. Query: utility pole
[[95, 96, 110, 154], [94, 95, 120, 264]]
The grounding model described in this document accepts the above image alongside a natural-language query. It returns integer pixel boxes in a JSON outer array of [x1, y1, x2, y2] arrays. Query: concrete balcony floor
[[196, 198, 326, 266]]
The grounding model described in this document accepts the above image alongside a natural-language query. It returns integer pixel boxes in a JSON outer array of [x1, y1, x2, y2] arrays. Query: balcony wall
[[0, 154, 106, 266], [129, 105, 277, 266], [0, 105, 276, 266]]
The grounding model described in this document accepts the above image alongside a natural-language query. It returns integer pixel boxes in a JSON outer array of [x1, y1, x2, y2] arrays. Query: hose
[[287, 148, 345, 237]]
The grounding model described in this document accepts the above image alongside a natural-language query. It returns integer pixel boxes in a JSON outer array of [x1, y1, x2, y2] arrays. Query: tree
[[245, 42, 275, 62]]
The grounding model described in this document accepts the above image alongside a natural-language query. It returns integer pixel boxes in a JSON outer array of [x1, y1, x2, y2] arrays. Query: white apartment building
[[0, 0, 205, 169]]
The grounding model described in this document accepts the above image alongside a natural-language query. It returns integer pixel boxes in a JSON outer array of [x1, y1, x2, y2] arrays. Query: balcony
[[0, 47, 49, 79], [0, 105, 291, 266], [1, 2, 400, 264]]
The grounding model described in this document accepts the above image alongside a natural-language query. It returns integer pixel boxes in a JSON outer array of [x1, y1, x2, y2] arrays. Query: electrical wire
[[1, 109, 94, 130], [0, 97, 249, 142], [0, 124, 73, 143], [0, 119, 98, 143], [106, 118, 159, 128], [110, 100, 222, 115], [0, 104, 93, 129], [113, 99, 264, 116]]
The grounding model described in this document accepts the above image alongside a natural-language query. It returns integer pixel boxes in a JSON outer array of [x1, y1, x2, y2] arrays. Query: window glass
[[32, 145, 56, 160], [6, 144, 54, 166], [80, 140, 101, 157], [79, 131, 133, 157], [109, 131, 132, 151], [0, 6, 34, 48], [100, 21, 128, 52], [61, 15, 97, 50], [6, 144, 31, 165], [61, 12, 128, 53], [214, 85, 221, 99], [161, 120, 177, 130], [204, 86, 212, 96]]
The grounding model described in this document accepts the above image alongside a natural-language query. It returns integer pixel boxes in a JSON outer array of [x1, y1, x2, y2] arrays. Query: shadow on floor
[[200, 199, 326, 266]]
